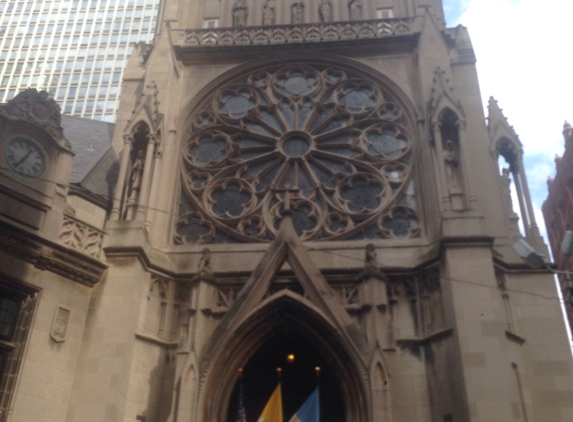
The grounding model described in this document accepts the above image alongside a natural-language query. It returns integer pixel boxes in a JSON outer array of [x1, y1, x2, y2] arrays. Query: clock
[[4, 137, 46, 178]]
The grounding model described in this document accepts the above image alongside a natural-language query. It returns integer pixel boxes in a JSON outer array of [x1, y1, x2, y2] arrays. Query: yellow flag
[[257, 383, 283, 422]]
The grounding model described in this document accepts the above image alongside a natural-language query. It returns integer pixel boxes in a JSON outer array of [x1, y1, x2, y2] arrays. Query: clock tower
[[0, 89, 73, 238]]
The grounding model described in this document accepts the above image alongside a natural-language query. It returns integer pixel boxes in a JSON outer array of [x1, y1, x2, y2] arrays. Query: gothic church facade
[[0, 0, 572, 421]]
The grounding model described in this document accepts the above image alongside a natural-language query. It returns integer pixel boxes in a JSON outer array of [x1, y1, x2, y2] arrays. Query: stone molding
[[174, 18, 415, 57], [0, 220, 107, 287], [60, 214, 105, 260]]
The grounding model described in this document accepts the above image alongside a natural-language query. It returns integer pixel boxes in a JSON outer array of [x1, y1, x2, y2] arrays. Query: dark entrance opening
[[226, 325, 345, 422]]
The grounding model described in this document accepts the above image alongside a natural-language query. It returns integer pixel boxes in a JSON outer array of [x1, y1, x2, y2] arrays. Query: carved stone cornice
[[0, 220, 107, 287], [173, 18, 416, 63]]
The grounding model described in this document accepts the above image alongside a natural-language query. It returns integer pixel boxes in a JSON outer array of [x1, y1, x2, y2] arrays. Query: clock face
[[4, 137, 47, 178]]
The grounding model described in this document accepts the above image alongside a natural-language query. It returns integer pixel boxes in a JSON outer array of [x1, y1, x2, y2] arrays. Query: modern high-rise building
[[0, 0, 572, 421], [0, 0, 159, 122]]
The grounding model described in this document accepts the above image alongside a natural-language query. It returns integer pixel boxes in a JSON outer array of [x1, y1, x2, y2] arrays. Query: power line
[[0, 165, 567, 303]]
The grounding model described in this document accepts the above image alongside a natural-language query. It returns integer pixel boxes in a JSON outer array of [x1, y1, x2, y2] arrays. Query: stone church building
[[0, 0, 572, 421]]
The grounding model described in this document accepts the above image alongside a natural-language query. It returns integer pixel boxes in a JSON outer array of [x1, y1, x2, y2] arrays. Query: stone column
[[517, 156, 540, 236], [511, 165, 531, 237], [431, 122, 450, 209], [457, 120, 476, 209], [136, 135, 157, 222], [110, 135, 133, 220]]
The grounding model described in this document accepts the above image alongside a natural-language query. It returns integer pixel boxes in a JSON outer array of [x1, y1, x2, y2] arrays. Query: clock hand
[[14, 148, 33, 167]]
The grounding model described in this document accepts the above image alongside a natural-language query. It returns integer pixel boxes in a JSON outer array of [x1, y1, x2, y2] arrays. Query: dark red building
[[542, 122, 573, 333]]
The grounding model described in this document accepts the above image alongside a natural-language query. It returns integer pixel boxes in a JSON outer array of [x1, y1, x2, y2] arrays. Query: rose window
[[175, 65, 419, 244]]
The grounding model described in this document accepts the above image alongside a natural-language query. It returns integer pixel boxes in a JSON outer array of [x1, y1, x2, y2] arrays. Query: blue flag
[[288, 387, 319, 422], [235, 384, 247, 422]]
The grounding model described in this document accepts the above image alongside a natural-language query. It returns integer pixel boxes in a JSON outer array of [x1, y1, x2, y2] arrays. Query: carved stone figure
[[262, 0, 276, 25], [291, 2, 304, 24], [501, 168, 514, 213], [365, 244, 377, 269], [443, 140, 461, 190], [318, 0, 332, 23], [128, 150, 145, 201], [51, 306, 70, 343], [198, 248, 213, 276], [232, 0, 248, 27], [348, 0, 362, 20]]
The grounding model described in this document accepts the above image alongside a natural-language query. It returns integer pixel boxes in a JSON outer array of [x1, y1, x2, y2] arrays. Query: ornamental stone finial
[[564, 120, 572, 142]]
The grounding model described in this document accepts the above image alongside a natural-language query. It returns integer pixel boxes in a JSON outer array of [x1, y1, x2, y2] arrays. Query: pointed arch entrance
[[225, 299, 346, 422], [202, 291, 369, 422], [197, 217, 371, 422]]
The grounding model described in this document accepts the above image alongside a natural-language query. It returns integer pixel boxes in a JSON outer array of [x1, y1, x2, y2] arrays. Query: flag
[[257, 383, 283, 422], [287, 388, 319, 422], [235, 384, 247, 422]]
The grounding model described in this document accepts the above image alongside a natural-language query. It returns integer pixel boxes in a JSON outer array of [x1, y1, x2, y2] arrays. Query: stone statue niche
[[262, 0, 276, 25], [318, 0, 332, 22], [291, 2, 304, 24], [123, 124, 150, 220], [232, 0, 248, 27], [439, 109, 465, 210], [348, 0, 362, 20]]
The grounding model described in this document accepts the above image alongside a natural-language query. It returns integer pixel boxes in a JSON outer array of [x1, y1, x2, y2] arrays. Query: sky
[[443, 0, 573, 240]]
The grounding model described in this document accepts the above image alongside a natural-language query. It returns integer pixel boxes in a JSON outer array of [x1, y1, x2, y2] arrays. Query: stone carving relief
[[291, 2, 305, 24], [179, 19, 414, 47], [262, 0, 276, 25], [348, 0, 362, 20], [232, 0, 248, 27], [146, 277, 176, 341], [419, 270, 444, 336], [176, 64, 420, 244], [365, 244, 377, 270], [0, 89, 70, 150], [51, 306, 70, 343], [60, 215, 104, 259], [318, 0, 332, 22], [197, 248, 213, 277]]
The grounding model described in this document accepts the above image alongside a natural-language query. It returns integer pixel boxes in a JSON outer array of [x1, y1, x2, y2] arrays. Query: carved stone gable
[[0, 89, 70, 150], [428, 67, 465, 124], [125, 81, 163, 134], [199, 216, 369, 374]]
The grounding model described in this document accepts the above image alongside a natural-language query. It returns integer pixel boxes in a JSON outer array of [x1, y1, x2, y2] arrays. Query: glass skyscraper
[[0, 0, 159, 122]]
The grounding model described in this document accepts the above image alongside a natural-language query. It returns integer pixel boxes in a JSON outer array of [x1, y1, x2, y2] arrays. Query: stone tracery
[[176, 64, 419, 243]]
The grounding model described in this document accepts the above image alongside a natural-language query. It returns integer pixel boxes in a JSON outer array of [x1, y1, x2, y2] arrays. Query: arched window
[[175, 64, 419, 243]]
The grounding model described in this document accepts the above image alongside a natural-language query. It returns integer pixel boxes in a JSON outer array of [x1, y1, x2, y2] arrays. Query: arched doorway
[[199, 293, 370, 422], [226, 325, 345, 422]]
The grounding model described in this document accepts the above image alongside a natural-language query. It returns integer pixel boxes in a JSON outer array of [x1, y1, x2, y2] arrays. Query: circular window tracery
[[175, 64, 420, 243]]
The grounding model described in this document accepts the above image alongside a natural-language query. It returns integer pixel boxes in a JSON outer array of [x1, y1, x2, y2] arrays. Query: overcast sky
[[443, 0, 573, 239]]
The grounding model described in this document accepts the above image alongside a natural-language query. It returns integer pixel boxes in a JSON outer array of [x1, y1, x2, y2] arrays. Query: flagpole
[[235, 368, 247, 422]]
